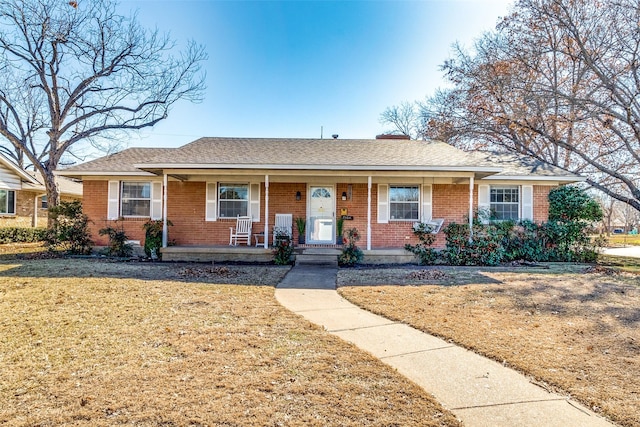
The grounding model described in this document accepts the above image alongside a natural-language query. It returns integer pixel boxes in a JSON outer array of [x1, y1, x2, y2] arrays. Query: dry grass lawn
[[0, 255, 461, 427], [605, 234, 640, 247], [338, 264, 640, 427]]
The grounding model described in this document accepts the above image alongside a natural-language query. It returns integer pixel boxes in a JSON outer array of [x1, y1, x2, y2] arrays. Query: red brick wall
[[534, 185, 554, 222], [83, 180, 149, 245], [81, 179, 557, 248]]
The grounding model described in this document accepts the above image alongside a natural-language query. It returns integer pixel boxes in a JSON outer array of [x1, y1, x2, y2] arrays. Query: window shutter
[[478, 185, 490, 224], [521, 185, 534, 221], [377, 184, 388, 223], [107, 181, 120, 220], [150, 182, 163, 220], [249, 183, 260, 222], [205, 182, 217, 221], [421, 184, 432, 222]]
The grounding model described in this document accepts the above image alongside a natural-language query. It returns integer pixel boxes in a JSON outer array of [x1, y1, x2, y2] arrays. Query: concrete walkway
[[275, 265, 617, 427], [602, 245, 640, 258]]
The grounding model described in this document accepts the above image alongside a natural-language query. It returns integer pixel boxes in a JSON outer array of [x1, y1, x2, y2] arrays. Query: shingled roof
[[56, 137, 581, 181], [56, 148, 174, 175]]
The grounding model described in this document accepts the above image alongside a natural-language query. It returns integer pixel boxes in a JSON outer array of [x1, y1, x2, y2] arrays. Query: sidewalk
[[275, 265, 616, 427], [602, 245, 640, 258]]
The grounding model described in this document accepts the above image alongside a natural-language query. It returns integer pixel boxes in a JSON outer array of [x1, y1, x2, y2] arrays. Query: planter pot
[[298, 235, 305, 245]]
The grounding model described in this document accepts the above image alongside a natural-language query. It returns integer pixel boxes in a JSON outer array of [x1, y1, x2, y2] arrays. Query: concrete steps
[[295, 248, 341, 266]]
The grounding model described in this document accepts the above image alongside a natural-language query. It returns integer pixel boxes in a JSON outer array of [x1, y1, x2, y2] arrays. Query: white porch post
[[264, 175, 269, 249], [162, 173, 168, 248], [367, 176, 372, 251], [469, 175, 474, 241], [33, 195, 40, 227]]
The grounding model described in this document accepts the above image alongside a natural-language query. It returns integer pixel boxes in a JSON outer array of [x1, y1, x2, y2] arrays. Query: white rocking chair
[[273, 213, 293, 244], [229, 216, 252, 246]]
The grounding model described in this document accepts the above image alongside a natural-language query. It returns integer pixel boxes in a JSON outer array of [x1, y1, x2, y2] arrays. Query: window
[[0, 190, 15, 215], [218, 183, 248, 218], [389, 185, 419, 220], [121, 182, 151, 217], [490, 186, 519, 220], [41, 196, 48, 209]]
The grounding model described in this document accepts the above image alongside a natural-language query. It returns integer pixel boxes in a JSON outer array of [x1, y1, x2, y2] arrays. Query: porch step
[[295, 248, 341, 266]]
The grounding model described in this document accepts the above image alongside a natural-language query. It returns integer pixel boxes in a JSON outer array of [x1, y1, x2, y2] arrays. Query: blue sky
[[121, 0, 513, 148]]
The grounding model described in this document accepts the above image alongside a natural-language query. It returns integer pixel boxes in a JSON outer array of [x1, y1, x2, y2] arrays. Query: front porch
[[160, 245, 415, 264]]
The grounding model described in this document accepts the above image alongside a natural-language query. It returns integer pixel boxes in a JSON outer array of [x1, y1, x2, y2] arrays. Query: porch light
[[341, 191, 347, 201], [295, 191, 301, 201]]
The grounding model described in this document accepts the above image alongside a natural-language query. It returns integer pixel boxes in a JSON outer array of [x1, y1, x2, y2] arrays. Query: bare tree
[[425, 0, 640, 212], [379, 101, 426, 140], [0, 0, 206, 216]]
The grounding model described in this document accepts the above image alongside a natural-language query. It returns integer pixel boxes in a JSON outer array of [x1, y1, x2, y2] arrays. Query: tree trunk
[[42, 170, 60, 229]]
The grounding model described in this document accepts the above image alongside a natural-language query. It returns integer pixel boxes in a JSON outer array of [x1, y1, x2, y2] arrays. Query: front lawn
[[0, 258, 460, 426], [338, 264, 639, 427]]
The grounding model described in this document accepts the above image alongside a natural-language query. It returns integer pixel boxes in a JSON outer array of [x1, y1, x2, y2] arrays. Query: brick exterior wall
[[0, 190, 77, 228], [534, 185, 553, 223], [84, 180, 150, 246], [81, 179, 556, 249]]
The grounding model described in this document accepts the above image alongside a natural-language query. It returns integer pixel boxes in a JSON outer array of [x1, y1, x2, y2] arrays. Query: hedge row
[[0, 227, 48, 244]]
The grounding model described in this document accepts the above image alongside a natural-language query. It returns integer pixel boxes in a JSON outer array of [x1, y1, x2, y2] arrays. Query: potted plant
[[295, 217, 306, 244]]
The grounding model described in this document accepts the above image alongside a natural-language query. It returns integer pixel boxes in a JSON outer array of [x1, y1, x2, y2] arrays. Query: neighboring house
[[0, 153, 83, 228], [56, 137, 582, 255]]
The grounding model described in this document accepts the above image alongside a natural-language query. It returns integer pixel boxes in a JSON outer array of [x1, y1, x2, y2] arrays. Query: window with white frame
[[0, 190, 16, 215], [121, 182, 151, 217], [218, 183, 249, 218], [389, 185, 419, 220], [490, 186, 519, 220]]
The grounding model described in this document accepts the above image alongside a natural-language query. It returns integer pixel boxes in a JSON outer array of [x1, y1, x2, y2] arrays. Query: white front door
[[308, 185, 334, 244]]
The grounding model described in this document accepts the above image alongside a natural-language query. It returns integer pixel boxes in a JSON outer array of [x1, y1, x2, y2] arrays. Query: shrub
[[442, 221, 504, 266], [47, 200, 93, 254], [501, 220, 551, 262], [273, 230, 293, 265], [549, 186, 603, 222], [338, 227, 363, 267], [143, 219, 173, 259], [0, 227, 47, 243], [404, 222, 438, 265], [547, 186, 604, 262], [99, 224, 133, 257]]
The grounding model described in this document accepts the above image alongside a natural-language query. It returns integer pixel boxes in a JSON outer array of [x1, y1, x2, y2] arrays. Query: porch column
[[264, 175, 269, 249], [32, 195, 41, 227], [469, 175, 474, 241], [162, 173, 168, 248], [367, 176, 372, 251]]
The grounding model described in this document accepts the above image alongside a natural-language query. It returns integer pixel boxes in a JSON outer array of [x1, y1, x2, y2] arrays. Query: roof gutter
[[483, 175, 585, 182], [133, 163, 504, 173]]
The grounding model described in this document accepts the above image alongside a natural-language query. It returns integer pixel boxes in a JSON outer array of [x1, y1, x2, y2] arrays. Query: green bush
[[143, 219, 172, 259], [272, 231, 294, 265], [338, 227, 363, 267], [404, 222, 438, 265], [442, 221, 504, 266], [546, 186, 604, 262], [99, 224, 133, 257], [0, 227, 47, 243], [501, 220, 551, 262], [439, 186, 605, 265], [47, 200, 93, 255]]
